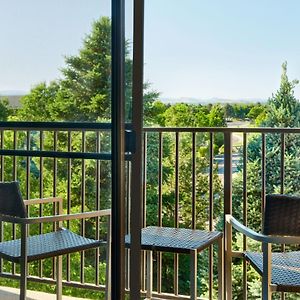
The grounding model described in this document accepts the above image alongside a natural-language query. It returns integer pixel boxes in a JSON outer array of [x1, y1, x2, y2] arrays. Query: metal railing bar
[[280, 133, 285, 195], [80, 131, 86, 284], [280, 133, 286, 298], [158, 132, 163, 227], [175, 132, 180, 228], [174, 132, 179, 296], [192, 132, 196, 229], [141, 132, 147, 291], [224, 131, 233, 300], [95, 131, 100, 286], [209, 132, 214, 231], [66, 131, 72, 282], [39, 130, 44, 278], [144, 127, 300, 134], [0, 121, 113, 131], [142, 132, 148, 229], [12, 130, 17, 275], [242, 132, 248, 300], [208, 132, 214, 300], [0, 150, 114, 160], [261, 133, 266, 218], [52, 131, 58, 280], [26, 130, 31, 201], [157, 132, 163, 293]]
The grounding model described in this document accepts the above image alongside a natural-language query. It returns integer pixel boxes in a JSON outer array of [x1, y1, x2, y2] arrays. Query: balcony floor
[[0, 286, 86, 300]]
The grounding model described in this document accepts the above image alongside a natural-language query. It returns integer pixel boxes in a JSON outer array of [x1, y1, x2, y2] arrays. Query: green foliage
[[144, 100, 168, 126], [18, 82, 60, 121], [0, 97, 14, 120], [264, 61, 300, 128], [59, 17, 111, 121], [224, 103, 234, 120], [162, 103, 226, 129], [247, 104, 266, 124], [228, 103, 253, 119], [208, 104, 226, 127], [18, 17, 159, 122]]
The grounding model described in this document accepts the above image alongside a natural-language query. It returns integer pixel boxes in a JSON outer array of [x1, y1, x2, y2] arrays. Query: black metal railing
[[0, 122, 299, 299], [0, 122, 113, 297], [143, 127, 300, 299]]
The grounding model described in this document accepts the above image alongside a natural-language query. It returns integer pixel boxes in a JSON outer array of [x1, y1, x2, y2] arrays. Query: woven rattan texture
[[246, 251, 300, 292], [125, 226, 222, 253], [0, 228, 102, 263], [264, 194, 300, 236]]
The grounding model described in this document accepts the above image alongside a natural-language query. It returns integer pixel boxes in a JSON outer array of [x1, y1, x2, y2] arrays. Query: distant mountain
[[161, 97, 267, 104]]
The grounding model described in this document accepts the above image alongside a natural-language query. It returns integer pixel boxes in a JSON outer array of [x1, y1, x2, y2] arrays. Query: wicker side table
[[125, 226, 223, 300]]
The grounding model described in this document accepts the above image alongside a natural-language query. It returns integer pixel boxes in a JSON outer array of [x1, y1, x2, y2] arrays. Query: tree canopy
[[263, 61, 300, 128], [18, 17, 158, 122]]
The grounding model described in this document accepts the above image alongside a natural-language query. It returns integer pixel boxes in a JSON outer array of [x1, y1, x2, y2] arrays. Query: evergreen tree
[[263, 61, 300, 128], [18, 17, 158, 122]]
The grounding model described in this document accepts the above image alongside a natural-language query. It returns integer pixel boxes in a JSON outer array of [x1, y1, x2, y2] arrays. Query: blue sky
[[1, 1, 300, 100]]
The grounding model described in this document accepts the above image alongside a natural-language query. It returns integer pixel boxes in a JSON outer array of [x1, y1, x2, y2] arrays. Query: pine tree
[[18, 17, 158, 122], [264, 61, 300, 128]]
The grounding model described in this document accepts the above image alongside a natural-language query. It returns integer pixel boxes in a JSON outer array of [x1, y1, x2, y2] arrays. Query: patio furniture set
[[0, 181, 299, 300]]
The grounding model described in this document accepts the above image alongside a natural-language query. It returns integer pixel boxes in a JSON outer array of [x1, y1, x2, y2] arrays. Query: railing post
[[224, 131, 232, 300]]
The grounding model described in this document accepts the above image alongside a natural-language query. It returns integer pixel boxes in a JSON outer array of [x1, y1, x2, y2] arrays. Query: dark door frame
[[111, 0, 125, 299], [111, 0, 144, 299]]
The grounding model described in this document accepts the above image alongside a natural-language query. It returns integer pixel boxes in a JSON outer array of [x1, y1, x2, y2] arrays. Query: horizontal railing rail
[[0, 121, 113, 131], [144, 126, 300, 133]]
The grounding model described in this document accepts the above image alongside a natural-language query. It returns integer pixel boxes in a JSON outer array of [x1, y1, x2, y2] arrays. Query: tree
[[264, 61, 300, 128], [231, 103, 253, 119], [0, 97, 13, 120], [18, 17, 159, 122], [58, 17, 111, 121], [224, 103, 234, 120], [246, 103, 266, 123], [18, 82, 60, 121], [208, 104, 226, 127]]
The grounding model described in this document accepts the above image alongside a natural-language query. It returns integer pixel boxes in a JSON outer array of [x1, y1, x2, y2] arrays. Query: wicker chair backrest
[[263, 194, 300, 236], [0, 181, 27, 218]]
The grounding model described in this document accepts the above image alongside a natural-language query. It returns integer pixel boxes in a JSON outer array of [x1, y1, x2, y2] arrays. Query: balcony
[[0, 121, 297, 299]]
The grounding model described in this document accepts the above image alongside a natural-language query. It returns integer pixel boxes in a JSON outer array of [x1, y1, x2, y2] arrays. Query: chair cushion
[[0, 181, 27, 218]]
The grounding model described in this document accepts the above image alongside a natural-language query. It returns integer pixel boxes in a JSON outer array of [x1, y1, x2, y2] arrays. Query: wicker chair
[[0, 181, 111, 300], [226, 194, 300, 300]]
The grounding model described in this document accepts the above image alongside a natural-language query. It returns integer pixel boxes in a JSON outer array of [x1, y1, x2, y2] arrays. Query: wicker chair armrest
[[24, 209, 111, 224], [225, 214, 300, 244], [0, 209, 110, 225], [0, 214, 24, 224], [23, 197, 63, 206]]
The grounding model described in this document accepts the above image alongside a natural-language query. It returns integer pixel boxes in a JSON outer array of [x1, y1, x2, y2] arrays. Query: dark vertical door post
[[130, 0, 145, 298], [111, 0, 125, 299]]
